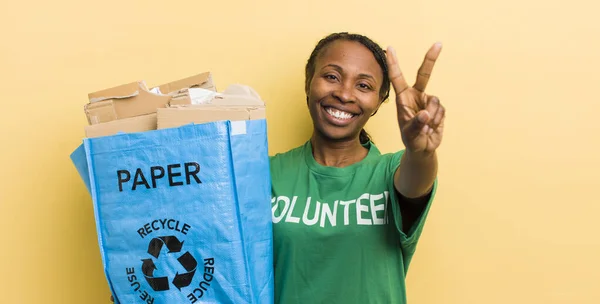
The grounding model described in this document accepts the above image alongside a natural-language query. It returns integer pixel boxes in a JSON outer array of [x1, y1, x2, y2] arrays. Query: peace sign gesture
[[386, 43, 445, 154]]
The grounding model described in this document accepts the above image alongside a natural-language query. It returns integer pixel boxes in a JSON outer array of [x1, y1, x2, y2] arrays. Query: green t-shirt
[[269, 140, 436, 304]]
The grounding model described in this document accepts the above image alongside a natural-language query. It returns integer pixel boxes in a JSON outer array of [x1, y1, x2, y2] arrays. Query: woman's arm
[[385, 43, 445, 231], [394, 151, 437, 233], [395, 150, 437, 199]]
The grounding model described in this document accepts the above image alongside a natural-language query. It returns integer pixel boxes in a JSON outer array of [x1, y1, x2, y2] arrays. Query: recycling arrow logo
[[141, 236, 198, 292]]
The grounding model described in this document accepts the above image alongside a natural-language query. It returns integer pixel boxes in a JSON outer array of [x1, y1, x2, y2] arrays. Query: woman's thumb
[[404, 110, 430, 138]]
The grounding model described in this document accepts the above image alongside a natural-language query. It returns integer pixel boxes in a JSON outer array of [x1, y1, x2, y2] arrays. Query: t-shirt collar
[[303, 140, 380, 176]]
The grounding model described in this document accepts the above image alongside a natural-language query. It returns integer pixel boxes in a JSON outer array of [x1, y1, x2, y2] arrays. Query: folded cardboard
[[168, 84, 264, 107], [88, 81, 149, 102], [157, 83, 266, 129], [211, 91, 264, 106], [157, 106, 265, 130], [80, 72, 267, 136], [84, 114, 157, 138], [84, 82, 171, 125], [168, 88, 219, 106], [156, 72, 216, 95]]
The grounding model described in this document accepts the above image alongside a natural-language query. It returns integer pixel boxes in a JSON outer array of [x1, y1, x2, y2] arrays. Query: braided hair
[[305, 32, 391, 144]]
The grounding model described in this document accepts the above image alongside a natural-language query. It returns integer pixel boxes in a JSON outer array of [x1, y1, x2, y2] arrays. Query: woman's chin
[[313, 126, 359, 143]]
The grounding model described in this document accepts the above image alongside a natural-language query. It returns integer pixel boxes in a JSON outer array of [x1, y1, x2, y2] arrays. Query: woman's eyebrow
[[322, 64, 376, 81]]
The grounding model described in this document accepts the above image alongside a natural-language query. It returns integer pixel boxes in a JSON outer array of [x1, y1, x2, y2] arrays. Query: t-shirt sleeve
[[386, 150, 438, 272]]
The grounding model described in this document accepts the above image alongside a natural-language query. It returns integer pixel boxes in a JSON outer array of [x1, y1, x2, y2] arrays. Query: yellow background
[[1, 0, 598, 303]]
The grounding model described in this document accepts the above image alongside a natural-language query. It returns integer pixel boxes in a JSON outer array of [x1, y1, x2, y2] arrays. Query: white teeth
[[326, 107, 354, 120]]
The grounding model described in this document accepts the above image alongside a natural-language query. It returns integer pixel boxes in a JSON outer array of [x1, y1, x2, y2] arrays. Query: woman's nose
[[332, 83, 355, 103]]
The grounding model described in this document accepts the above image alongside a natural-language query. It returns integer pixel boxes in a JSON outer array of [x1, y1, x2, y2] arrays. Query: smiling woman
[[103, 32, 446, 304], [269, 32, 445, 304], [304, 33, 391, 146], [98, 33, 445, 304]]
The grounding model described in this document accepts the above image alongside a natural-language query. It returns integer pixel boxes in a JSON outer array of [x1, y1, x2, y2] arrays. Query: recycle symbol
[[141, 236, 198, 292]]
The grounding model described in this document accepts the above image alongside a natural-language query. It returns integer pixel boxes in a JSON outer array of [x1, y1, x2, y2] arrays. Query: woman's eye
[[359, 83, 372, 90], [325, 74, 338, 81]]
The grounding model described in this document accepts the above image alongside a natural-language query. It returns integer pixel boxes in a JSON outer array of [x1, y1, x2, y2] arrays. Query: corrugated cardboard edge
[[83, 82, 171, 125], [157, 72, 216, 95], [211, 94, 265, 106], [88, 81, 148, 102], [167, 90, 265, 107], [156, 106, 265, 130], [84, 113, 157, 138], [84, 100, 118, 124]]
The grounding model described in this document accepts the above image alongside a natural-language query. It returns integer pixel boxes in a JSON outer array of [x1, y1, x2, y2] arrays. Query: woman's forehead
[[316, 40, 382, 78]]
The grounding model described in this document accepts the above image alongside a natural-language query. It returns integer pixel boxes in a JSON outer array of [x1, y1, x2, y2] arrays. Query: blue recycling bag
[[70, 119, 274, 304]]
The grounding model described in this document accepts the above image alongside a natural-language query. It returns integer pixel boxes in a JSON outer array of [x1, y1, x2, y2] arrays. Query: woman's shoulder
[[363, 142, 405, 164]]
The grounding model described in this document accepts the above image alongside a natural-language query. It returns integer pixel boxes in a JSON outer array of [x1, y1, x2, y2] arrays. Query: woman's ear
[[305, 80, 312, 106]]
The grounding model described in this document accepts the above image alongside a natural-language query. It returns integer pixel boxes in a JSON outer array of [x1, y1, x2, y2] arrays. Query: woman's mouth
[[322, 106, 358, 126]]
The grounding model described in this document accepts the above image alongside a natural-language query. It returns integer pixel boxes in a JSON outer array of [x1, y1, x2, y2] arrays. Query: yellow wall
[[1, 0, 598, 303]]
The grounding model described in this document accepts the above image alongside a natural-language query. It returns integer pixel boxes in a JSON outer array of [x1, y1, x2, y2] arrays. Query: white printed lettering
[[320, 200, 338, 227], [302, 197, 321, 226], [285, 196, 301, 223], [370, 193, 386, 225], [356, 193, 372, 225], [272, 192, 391, 228], [272, 196, 290, 224], [340, 200, 356, 226]]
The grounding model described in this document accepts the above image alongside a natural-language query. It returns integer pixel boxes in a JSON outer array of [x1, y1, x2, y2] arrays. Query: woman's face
[[307, 40, 384, 143]]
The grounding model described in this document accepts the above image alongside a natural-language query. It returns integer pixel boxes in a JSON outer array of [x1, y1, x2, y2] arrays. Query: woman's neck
[[310, 132, 369, 168]]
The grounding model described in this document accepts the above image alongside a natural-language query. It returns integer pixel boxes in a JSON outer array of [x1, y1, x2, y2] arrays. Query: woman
[[111, 32, 445, 303], [269, 32, 444, 303]]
